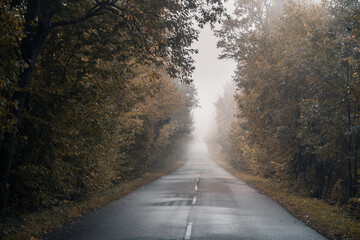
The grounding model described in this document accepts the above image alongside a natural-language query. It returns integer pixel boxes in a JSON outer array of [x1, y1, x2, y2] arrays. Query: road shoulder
[[214, 159, 360, 240], [1, 159, 185, 240]]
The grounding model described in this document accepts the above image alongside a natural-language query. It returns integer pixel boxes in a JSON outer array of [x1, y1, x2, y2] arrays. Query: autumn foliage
[[0, 0, 225, 222], [215, 0, 360, 208]]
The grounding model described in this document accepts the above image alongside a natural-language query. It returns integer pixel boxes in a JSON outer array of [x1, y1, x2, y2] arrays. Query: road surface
[[46, 141, 326, 240]]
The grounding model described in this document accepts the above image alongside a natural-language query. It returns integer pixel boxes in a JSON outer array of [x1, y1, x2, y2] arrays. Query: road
[[46, 141, 326, 240]]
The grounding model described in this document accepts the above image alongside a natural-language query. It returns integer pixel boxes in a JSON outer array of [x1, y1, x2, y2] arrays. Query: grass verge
[[1, 159, 184, 240], [215, 159, 360, 240]]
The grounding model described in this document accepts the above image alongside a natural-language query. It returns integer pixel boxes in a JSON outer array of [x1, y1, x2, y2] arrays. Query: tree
[[218, 0, 360, 201], [0, 0, 226, 217], [214, 81, 237, 156]]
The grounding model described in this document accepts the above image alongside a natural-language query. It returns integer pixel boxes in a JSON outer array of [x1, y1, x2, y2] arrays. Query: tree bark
[[0, 6, 52, 218], [346, 61, 354, 198], [354, 104, 359, 197]]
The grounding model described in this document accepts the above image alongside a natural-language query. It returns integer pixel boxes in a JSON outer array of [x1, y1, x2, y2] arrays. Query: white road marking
[[192, 196, 197, 205], [184, 222, 193, 240], [194, 169, 200, 191], [195, 177, 199, 191]]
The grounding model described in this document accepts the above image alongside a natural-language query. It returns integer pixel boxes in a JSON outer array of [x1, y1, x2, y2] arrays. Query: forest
[[214, 0, 360, 214], [2, 0, 360, 238], [0, 0, 226, 227]]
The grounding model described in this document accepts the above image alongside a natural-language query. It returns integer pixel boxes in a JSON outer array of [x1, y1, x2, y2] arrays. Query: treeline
[[215, 0, 360, 205], [0, 0, 225, 218], [209, 81, 237, 160]]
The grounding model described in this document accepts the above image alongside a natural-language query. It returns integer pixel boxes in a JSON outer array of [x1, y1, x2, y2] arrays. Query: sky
[[191, 0, 236, 140]]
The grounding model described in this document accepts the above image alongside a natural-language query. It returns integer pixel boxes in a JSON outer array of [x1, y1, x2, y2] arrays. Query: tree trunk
[[0, 7, 52, 218], [354, 104, 359, 197], [346, 61, 354, 198]]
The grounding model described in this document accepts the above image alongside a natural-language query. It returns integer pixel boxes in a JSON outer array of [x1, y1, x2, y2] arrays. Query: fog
[[191, 0, 236, 140]]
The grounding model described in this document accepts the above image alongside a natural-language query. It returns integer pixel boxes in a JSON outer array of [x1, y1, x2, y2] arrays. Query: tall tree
[[218, 0, 360, 200], [0, 0, 226, 217]]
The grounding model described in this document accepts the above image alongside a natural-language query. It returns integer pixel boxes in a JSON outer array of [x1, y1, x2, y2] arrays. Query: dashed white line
[[184, 222, 193, 240], [192, 196, 197, 205]]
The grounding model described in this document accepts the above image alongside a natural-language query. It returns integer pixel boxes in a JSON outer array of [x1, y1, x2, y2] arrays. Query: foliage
[[9, 55, 196, 210], [0, 0, 224, 218], [0, 0, 24, 137], [0, 0, 213, 224], [214, 81, 237, 151], [216, 0, 360, 204]]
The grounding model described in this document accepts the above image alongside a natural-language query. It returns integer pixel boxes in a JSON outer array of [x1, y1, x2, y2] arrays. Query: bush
[[347, 198, 360, 220]]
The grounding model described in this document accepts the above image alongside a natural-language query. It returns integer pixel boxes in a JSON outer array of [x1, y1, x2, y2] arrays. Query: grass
[[215, 159, 360, 240], [0, 159, 184, 240]]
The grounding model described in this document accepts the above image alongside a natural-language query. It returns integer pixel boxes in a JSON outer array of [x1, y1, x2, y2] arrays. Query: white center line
[[184, 222, 193, 240], [192, 196, 197, 205]]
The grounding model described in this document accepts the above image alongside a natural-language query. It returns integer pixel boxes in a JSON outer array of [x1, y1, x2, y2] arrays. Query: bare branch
[[53, 4, 105, 27]]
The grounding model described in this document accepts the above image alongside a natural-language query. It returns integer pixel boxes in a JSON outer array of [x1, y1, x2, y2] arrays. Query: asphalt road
[[46, 141, 326, 240]]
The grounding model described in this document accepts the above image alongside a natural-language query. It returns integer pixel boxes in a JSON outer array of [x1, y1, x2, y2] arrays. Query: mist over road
[[47, 141, 325, 240]]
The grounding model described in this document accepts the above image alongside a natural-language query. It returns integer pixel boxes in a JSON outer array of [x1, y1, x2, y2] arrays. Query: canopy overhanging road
[[47, 141, 326, 240]]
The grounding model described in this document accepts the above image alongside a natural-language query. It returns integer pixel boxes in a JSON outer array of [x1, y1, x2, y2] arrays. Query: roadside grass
[[216, 159, 360, 240], [0, 159, 184, 240]]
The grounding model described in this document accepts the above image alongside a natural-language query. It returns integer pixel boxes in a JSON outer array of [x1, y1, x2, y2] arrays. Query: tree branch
[[52, 4, 105, 27]]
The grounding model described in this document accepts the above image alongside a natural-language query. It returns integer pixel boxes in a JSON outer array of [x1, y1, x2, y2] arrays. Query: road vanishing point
[[46, 140, 326, 240]]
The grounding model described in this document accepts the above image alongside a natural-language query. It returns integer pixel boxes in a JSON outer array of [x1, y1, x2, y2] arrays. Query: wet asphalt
[[46, 140, 326, 240]]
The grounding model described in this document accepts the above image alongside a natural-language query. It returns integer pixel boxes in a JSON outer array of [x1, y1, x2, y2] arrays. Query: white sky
[[191, 0, 236, 140]]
